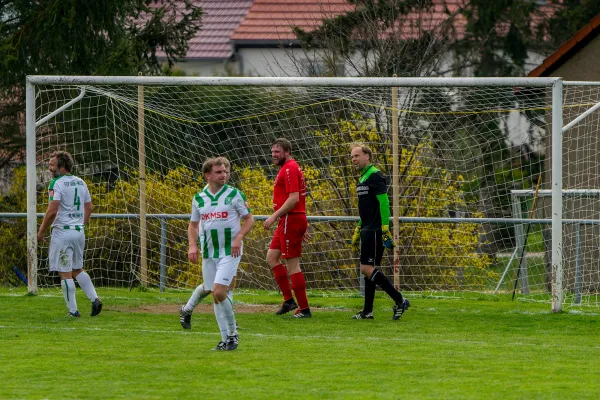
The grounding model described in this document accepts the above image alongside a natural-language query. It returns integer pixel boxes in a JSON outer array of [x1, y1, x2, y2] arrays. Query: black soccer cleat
[[352, 310, 374, 319], [275, 298, 298, 315], [392, 298, 411, 320], [179, 306, 192, 330], [69, 311, 81, 318], [293, 308, 312, 318], [225, 334, 239, 351], [91, 298, 103, 317], [213, 341, 227, 351]]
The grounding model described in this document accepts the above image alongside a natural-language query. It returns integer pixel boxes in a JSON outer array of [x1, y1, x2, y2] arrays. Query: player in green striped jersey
[[37, 151, 102, 318], [183, 157, 254, 350]]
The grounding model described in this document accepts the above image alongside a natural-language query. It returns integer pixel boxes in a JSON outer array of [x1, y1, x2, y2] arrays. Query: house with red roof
[[527, 13, 600, 292], [168, 0, 253, 76], [174, 0, 555, 77], [528, 14, 600, 80]]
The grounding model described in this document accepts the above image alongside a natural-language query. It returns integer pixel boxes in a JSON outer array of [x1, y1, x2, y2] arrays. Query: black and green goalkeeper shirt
[[356, 164, 390, 231]]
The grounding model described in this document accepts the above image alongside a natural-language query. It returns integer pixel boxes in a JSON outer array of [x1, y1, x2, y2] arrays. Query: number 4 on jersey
[[73, 188, 81, 210]]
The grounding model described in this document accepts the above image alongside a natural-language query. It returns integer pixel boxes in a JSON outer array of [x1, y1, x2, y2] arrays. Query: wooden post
[[392, 84, 400, 289], [138, 84, 147, 287]]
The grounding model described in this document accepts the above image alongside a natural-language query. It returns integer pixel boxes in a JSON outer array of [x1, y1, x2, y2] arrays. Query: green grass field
[[1, 287, 600, 399]]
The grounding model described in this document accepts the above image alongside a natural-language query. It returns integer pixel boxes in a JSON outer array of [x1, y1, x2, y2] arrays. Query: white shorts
[[48, 228, 85, 272], [201, 256, 240, 291]]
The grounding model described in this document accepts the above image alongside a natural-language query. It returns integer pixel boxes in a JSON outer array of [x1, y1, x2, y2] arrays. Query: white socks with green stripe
[[75, 271, 98, 302], [61, 279, 78, 313], [214, 298, 237, 341], [184, 284, 210, 313]]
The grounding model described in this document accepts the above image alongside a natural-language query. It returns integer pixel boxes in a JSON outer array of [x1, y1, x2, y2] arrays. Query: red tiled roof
[[155, 1, 253, 59], [231, 0, 471, 42], [528, 13, 600, 77]]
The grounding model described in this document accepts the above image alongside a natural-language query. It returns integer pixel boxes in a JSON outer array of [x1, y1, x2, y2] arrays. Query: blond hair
[[202, 157, 231, 174]]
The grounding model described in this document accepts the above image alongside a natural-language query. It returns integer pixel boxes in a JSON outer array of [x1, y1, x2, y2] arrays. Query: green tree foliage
[[540, 0, 600, 51], [0, 0, 202, 167]]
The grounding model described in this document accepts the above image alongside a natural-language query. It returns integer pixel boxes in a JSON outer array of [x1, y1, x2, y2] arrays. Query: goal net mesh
[[33, 81, 594, 304]]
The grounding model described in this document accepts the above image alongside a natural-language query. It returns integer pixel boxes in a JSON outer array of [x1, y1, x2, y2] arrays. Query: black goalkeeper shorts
[[359, 229, 383, 266]]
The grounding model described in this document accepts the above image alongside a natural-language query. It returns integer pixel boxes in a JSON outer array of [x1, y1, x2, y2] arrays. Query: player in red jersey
[[263, 138, 312, 318]]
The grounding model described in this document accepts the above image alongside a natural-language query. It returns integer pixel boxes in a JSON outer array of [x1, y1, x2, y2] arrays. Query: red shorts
[[269, 213, 307, 259]]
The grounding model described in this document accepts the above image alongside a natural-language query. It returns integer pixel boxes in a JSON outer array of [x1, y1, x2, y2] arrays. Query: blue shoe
[[69, 311, 81, 318], [392, 298, 410, 320]]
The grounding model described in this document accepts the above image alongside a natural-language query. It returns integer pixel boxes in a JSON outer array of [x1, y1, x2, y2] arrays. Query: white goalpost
[[26, 75, 577, 311]]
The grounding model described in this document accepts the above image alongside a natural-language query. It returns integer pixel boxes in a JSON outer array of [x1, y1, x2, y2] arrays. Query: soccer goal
[[25, 76, 586, 311]]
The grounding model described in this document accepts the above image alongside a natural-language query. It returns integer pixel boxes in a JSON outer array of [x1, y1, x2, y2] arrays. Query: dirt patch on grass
[[108, 303, 275, 314], [108, 303, 348, 314]]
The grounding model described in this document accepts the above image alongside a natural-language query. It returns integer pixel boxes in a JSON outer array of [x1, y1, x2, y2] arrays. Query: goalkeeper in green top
[[350, 143, 410, 320]]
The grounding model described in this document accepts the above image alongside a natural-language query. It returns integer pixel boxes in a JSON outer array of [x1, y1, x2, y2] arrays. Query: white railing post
[[551, 79, 564, 312], [26, 79, 38, 294]]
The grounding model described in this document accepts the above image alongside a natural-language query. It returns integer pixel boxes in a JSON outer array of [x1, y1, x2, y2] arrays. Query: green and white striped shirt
[[191, 185, 250, 259], [48, 174, 91, 231]]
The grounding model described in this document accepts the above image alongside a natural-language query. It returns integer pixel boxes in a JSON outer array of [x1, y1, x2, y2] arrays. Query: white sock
[[184, 284, 209, 312], [213, 302, 228, 341], [61, 279, 78, 313], [75, 271, 98, 302], [227, 289, 233, 303], [214, 298, 237, 337]]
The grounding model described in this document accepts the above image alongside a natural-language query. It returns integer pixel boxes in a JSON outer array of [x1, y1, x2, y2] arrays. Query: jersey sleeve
[[370, 172, 388, 195], [82, 182, 92, 203], [233, 191, 250, 218], [50, 181, 62, 201], [190, 196, 201, 222], [284, 166, 301, 194]]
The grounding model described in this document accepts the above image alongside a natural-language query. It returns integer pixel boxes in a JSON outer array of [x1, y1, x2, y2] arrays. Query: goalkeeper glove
[[382, 225, 395, 249], [351, 226, 361, 253]]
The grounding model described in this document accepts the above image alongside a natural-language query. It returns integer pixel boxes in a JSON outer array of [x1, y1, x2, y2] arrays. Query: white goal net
[[27, 76, 594, 310]]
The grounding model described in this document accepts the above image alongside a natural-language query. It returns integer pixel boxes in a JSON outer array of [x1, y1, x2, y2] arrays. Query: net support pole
[[138, 84, 148, 287], [391, 84, 400, 289], [25, 79, 38, 294], [551, 79, 563, 312]]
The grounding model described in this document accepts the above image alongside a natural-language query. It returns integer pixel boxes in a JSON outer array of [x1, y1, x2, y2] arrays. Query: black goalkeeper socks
[[371, 269, 404, 304], [363, 277, 376, 314]]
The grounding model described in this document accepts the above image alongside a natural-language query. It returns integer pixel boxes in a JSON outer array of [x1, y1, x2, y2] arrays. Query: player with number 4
[[37, 151, 103, 318], [350, 144, 410, 320]]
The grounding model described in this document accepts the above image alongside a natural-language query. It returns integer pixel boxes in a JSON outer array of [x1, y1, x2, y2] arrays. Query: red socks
[[272, 264, 293, 301], [291, 272, 309, 310]]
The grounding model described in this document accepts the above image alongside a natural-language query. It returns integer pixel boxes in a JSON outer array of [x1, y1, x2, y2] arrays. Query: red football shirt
[[273, 159, 306, 213]]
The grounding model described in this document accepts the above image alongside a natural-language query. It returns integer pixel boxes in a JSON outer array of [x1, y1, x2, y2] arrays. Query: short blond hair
[[202, 157, 231, 174], [350, 143, 373, 160]]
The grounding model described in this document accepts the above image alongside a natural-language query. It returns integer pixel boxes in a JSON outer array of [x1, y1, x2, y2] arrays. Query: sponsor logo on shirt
[[201, 211, 229, 221], [357, 184, 369, 196]]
